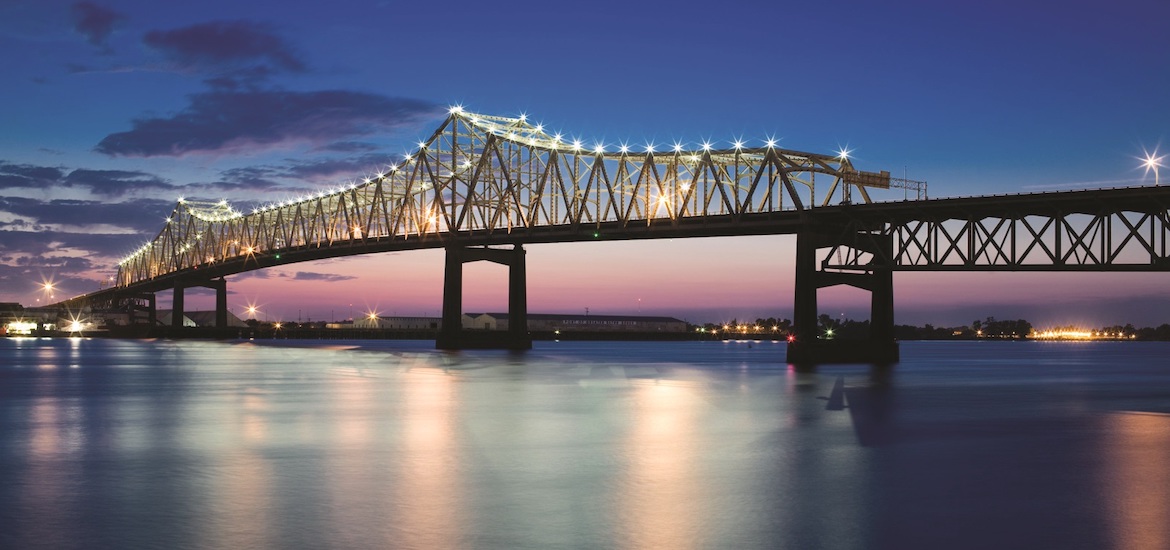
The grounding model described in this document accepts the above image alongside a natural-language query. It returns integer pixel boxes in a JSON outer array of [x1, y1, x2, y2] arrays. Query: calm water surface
[[1, 338, 1168, 549]]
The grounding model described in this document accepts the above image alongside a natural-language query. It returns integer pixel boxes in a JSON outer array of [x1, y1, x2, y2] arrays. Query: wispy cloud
[[95, 90, 439, 157]]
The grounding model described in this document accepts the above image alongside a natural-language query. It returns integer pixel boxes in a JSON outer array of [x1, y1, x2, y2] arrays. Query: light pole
[[1143, 149, 1164, 186]]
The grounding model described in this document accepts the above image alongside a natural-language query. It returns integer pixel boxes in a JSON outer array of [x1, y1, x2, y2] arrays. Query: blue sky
[[1, 0, 1168, 326]]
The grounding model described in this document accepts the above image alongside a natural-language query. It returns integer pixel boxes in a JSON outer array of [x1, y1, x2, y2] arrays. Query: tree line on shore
[[700, 315, 1170, 341]]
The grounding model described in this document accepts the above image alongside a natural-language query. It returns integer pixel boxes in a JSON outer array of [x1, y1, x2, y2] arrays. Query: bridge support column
[[437, 246, 465, 349], [787, 226, 899, 365], [170, 277, 229, 330], [436, 244, 532, 351], [172, 282, 185, 329], [508, 245, 528, 345], [792, 228, 820, 346], [870, 265, 894, 342], [212, 278, 228, 329], [146, 293, 157, 327]]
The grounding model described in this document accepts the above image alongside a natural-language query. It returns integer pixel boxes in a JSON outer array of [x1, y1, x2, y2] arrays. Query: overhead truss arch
[[116, 109, 906, 287]]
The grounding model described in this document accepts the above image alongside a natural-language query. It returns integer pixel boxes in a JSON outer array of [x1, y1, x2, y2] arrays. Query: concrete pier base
[[786, 339, 900, 365]]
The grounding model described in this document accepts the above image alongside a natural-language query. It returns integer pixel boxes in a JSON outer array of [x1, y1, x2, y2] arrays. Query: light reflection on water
[[1103, 412, 1170, 550], [1, 338, 1169, 549]]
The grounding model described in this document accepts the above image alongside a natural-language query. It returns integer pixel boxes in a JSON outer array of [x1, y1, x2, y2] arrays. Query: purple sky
[[2, 0, 1168, 327]]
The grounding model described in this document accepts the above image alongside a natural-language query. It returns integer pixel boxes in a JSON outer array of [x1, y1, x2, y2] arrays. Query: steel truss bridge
[[59, 108, 1170, 363]]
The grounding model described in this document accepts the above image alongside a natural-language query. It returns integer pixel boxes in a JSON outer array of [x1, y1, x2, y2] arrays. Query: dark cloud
[[144, 20, 306, 74], [202, 66, 278, 90], [64, 169, 176, 197], [71, 2, 125, 49], [290, 271, 357, 282], [0, 227, 131, 261], [229, 270, 357, 283], [0, 162, 65, 184], [283, 153, 392, 180], [1, 197, 174, 234], [214, 166, 284, 189], [318, 141, 380, 153], [0, 161, 178, 197], [95, 90, 439, 157]]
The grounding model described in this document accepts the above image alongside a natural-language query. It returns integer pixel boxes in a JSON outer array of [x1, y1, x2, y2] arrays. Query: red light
[[786, 335, 795, 342]]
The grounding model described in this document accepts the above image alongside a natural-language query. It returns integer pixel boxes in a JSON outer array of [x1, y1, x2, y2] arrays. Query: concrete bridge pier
[[787, 227, 899, 365], [171, 277, 229, 329], [437, 244, 531, 350]]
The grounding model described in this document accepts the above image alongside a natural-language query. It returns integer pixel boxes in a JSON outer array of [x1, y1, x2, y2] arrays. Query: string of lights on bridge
[[115, 105, 865, 268]]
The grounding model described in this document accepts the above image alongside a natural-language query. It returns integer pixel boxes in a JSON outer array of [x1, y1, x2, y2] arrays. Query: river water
[[1, 337, 1168, 549]]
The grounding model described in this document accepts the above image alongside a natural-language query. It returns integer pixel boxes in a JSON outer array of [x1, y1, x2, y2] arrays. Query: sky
[[1, 0, 1168, 328]]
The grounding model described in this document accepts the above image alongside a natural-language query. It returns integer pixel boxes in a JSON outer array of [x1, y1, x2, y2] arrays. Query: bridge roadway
[[59, 184, 1170, 363]]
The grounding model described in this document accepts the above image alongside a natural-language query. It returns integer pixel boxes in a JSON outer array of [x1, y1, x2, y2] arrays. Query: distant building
[[1, 304, 63, 334], [155, 310, 247, 328], [464, 313, 687, 333], [353, 316, 442, 330]]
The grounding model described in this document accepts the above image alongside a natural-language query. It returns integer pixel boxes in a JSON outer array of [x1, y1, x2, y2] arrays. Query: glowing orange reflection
[[1104, 412, 1170, 550], [396, 369, 461, 548], [617, 380, 703, 549]]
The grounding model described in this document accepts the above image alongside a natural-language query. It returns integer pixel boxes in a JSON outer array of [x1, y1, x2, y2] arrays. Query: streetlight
[[1142, 149, 1164, 186]]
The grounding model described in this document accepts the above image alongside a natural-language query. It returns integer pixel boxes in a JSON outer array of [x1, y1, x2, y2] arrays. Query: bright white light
[[644, 143, 655, 153], [701, 141, 712, 151], [572, 139, 583, 151], [733, 140, 744, 150], [619, 143, 629, 153], [553, 133, 563, 142], [837, 146, 852, 160], [594, 143, 605, 154], [518, 113, 527, 122], [534, 124, 543, 133], [672, 142, 683, 153], [177, 197, 186, 203], [448, 104, 464, 114], [765, 138, 777, 148], [417, 141, 427, 149], [389, 165, 398, 172], [1142, 148, 1164, 185], [403, 153, 412, 160]]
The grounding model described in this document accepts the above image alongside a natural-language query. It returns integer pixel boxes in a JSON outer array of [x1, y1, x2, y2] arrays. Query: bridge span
[[57, 109, 1170, 363]]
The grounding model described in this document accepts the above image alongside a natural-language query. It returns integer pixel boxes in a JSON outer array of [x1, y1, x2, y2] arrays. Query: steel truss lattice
[[819, 190, 1170, 272], [116, 110, 909, 286]]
